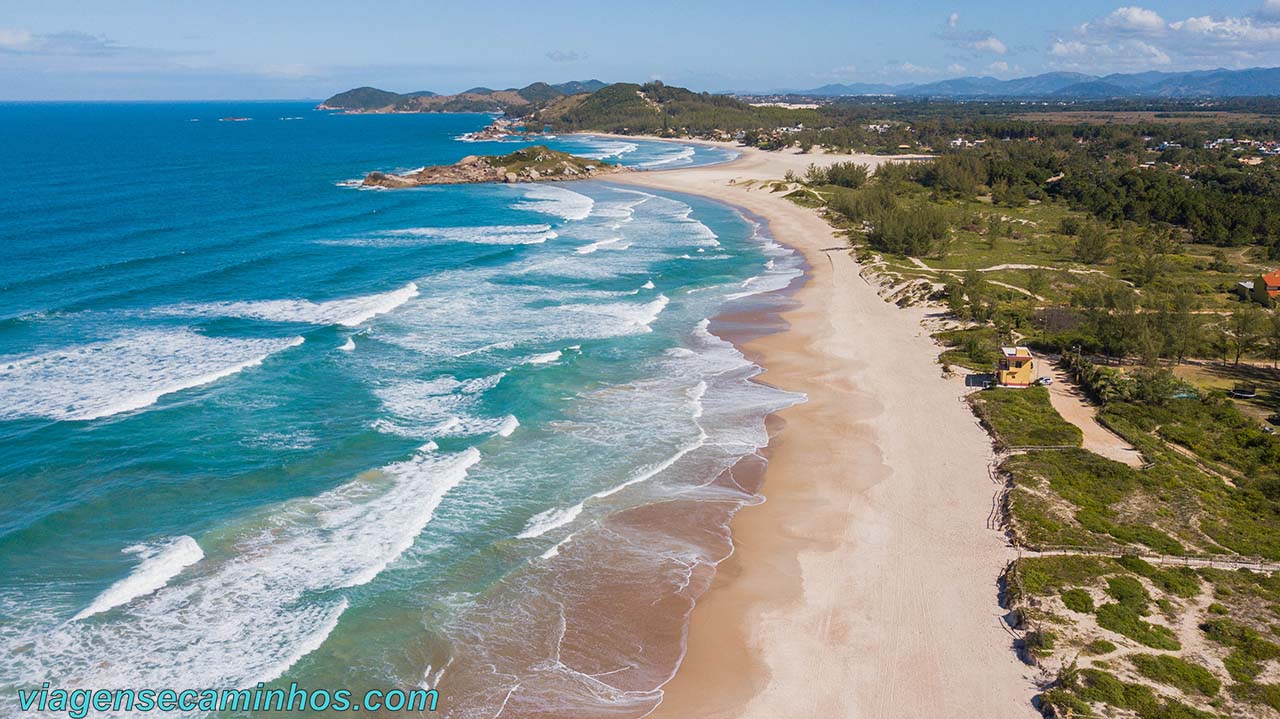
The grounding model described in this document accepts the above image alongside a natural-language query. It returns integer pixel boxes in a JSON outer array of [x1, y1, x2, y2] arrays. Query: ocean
[[0, 102, 804, 717]]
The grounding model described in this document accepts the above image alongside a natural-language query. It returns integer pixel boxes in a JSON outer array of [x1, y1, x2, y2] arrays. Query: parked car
[[1034, 376, 1054, 386]]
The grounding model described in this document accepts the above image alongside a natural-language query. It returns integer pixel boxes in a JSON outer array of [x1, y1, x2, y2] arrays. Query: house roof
[[1001, 346, 1032, 359], [1263, 269, 1280, 292]]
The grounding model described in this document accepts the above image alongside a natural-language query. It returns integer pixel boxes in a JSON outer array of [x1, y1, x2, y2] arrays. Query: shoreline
[[605, 146, 1038, 717]]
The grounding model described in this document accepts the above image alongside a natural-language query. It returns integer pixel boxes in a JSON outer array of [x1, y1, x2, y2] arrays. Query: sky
[[3, 0, 1280, 100]]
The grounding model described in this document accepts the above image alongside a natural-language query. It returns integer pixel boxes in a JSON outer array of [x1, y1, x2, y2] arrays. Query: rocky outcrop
[[361, 147, 628, 188], [458, 118, 520, 142]]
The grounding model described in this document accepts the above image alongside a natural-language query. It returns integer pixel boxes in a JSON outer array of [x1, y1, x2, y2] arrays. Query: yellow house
[[997, 346, 1035, 387]]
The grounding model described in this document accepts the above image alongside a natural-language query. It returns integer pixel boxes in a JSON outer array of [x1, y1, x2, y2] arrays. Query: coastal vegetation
[[969, 386, 1082, 448], [749, 99, 1280, 717]]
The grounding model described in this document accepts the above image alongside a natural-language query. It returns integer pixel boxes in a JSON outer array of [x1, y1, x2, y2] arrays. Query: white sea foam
[[73, 537, 204, 621], [0, 331, 305, 421], [1, 447, 479, 705], [338, 337, 356, 352], [575, 237, 625, 255], [517, 504, 584, 539], [340, 224, 559, 246], [157, 283, 418, 327], [560, 295, 669, 334], [578, 139, 638, 160], [539, 532, 576, 560], [725, 267, 804, 300], [513, 185, 594, 221], [524, 350, 562, 365], [373, 373, 510, 440], [497, 415, 520, 437], [639, 145, 696, 168], [641, 280, 655, 290]]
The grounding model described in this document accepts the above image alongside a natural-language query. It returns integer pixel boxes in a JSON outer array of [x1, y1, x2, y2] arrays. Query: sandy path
[[601, 143, 1037, 718], [1041, 364, 1144, 467]]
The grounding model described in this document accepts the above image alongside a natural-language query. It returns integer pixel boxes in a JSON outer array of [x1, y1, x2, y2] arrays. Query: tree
[[825, 162, 870, 189], [1075, 223, 1110, 265], [1226, 307, 1266, 366], [1268, 312, 1280, 369], [1025, 268, 1049, 297], [1153, 289, 1202, 364]]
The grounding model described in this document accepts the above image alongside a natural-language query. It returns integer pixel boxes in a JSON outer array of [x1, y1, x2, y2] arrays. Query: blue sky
[[3, 1, 1280, 99]]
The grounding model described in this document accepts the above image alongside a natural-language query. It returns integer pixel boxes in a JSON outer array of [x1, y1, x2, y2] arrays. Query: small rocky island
[[361, 146, 628, 188]]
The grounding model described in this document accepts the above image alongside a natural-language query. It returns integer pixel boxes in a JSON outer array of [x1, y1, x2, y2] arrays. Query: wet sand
[[604, 143, 1039, 718]]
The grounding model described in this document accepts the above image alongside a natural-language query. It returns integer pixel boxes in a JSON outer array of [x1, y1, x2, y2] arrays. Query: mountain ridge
[[319, 80, 607, 113], [789, 67, 1280, 98]]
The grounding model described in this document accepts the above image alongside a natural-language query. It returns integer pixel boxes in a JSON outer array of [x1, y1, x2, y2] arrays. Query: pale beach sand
[[604, 142, 1040, 718]]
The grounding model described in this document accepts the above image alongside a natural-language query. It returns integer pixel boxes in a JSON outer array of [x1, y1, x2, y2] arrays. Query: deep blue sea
[[0, 102, 803, 718]]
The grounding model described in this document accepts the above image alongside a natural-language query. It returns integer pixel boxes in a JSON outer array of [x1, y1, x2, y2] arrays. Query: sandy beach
[[607, 143, 1040, 718]]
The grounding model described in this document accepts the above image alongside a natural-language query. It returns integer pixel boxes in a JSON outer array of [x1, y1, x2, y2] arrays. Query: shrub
[[1061, 588, 1095, 613], [1097, 602, 1181, 650], [1106, 576, 1151, 609], [1084, 639, 1117, 655], [1130, 654, 1221, 696]]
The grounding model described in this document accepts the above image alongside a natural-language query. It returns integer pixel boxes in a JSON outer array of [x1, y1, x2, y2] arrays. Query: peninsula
[[360, 146, 627, 188]]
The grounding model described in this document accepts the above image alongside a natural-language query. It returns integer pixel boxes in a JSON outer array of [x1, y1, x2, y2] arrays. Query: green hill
[[529, 81, 817, 135], [319, 80, 603, 113], [319, 86, 405, 110]]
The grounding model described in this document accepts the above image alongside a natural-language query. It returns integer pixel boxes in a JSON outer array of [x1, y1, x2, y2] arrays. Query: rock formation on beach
[[361, 146, 627, 188]]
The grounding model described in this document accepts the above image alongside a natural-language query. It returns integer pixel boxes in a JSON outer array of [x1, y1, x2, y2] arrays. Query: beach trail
[[608, 144, 1038, 718]]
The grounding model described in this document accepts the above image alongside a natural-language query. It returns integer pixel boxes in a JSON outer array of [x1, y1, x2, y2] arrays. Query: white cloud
[[947, 63, 967, 74], [1170, 14, 1280, 46], [971, 36, 1008, 54], [949, 12, 960, 29], [1093, 6, 1167, 34], [988, 61, 1011, 74], [1051, 4, 1280, 71], [0, 28, 34, 51], [899, 62, 935, 75], [830, 64, 858, 77]]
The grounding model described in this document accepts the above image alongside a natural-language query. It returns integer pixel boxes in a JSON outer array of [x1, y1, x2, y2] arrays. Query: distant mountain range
[[790, 67, 1280, 99], [319, 80, 607, 113]]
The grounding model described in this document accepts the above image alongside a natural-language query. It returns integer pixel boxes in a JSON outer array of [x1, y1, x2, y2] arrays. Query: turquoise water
[[0, 103, 803, 717]]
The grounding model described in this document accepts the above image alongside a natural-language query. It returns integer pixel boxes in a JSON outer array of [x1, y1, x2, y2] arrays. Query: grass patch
[[1003, 449, 1185, 553], [1016, 556, 1112, 597], [1116, 556, 1202, 599], [1084, 638, 1117, 655], [1201, 618, 1280, 682], [936, 325, 998, 372], [1130, 654, 1221, 696], [1076, 668, 1218, 719], [1061, 587, 1095, 613], [1097, 602, 1181, 650], [971, 385, 1083, 448], [1230, 681, 1280, 712]]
